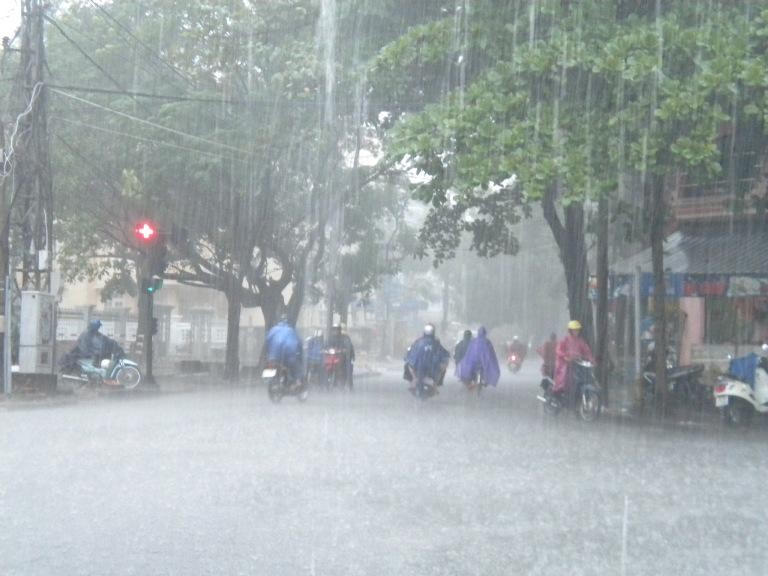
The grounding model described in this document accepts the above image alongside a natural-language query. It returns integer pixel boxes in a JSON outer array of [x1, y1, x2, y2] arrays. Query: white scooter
[[713, 343, 768, 426]]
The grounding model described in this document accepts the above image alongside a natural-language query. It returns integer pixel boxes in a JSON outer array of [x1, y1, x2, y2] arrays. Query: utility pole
[[13, 0, 53, 292], [1, 0, 54, 395]]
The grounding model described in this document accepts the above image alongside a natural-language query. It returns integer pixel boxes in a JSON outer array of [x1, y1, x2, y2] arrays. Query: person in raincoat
[[265, 318, 303, 384], [327, 323, 356, 388], [453, 330, 472, 375], [536, 332, 558, 378], [304, 329, 325, 382], [59, 319, 124, 376], [553, 320, 595, 395], [404, 324, 450, 389], [458, 326, 501, 388]]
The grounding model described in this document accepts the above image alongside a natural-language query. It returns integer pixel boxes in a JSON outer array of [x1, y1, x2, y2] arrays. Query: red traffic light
[[133, 220, 158, 244]]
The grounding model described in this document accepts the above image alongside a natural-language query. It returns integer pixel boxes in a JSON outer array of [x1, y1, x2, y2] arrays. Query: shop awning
[[611, 229, 768, 276]]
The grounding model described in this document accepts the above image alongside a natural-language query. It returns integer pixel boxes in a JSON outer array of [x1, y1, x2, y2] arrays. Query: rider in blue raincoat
[[265, 318, 303, 384], [404, 324, 450, 389], [458, 326, 501, 388]]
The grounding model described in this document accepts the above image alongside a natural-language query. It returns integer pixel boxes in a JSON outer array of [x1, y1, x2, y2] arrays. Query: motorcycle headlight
[[100, 359, 111, 369]]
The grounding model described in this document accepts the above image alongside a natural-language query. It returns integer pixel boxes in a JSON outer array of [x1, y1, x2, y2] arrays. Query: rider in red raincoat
[[553, 320, 595, 394]]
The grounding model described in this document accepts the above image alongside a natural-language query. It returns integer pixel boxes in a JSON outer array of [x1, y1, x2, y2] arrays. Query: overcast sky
[[1, 2, 21, 40]]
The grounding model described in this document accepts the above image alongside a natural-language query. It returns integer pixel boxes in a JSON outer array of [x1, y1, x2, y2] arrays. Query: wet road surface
[[1, 366, 767, 575]]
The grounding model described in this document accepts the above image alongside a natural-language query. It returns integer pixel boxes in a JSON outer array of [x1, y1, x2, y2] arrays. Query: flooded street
[[2, 369, 767, 576]]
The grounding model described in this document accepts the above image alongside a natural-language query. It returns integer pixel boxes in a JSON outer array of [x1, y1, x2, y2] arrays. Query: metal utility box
[[19, 291, 56, 374]]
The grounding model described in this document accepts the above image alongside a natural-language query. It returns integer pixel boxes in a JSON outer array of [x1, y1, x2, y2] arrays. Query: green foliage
[[372, 0, 768, 264]]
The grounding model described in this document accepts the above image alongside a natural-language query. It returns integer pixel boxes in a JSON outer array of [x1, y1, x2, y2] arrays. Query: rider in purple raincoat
[[458, 326, 501, 388]]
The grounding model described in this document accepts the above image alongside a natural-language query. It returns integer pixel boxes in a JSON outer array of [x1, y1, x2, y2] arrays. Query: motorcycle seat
[[668, 364, 704, 379]]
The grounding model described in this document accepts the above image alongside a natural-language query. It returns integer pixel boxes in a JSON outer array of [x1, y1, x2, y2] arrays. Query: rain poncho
[[553, 333, 595, 393], [405, 335, 449, 381], [266, 322, 302, 364], [457, 327, 501, 386], [305, 335, 324, 364], [59, 327, 122, 371], [453, 336, 471, 366]]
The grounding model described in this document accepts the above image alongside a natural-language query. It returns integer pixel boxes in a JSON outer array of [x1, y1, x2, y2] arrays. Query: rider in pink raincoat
[[553, 320, 595, 394]]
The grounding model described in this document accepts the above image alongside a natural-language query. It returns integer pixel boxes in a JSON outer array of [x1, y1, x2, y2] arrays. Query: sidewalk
[[0, 361, 388, 409]]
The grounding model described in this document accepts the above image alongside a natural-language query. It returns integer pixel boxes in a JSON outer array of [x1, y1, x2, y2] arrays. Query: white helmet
[[423, 324, 435, 336]]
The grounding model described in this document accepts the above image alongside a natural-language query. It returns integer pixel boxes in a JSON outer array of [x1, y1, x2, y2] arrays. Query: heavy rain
[[1, 1, 767, 574]]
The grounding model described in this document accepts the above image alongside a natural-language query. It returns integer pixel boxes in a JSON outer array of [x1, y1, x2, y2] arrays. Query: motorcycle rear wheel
[[267, 379, 283, 403], [724, 398, 753, 427]]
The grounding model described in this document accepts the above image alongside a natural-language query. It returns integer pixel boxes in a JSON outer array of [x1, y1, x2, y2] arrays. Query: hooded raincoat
[[457, 327, 501, 386], [553, 332, 595, 393], [405, 335, 450, 381]]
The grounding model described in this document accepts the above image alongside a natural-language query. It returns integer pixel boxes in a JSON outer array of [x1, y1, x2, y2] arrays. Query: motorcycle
[[506, 352, 523, 373], [404, 363, 445, 400], [462, 368, 488, 395], [60, 353, 142, 392], [305, 360, 325, 389], [640, 347, 705, 410], [537, 359, 602, 422], [322, 347, 351, 390], [263, 361, 308, 403], [713, 344, 768, 426]]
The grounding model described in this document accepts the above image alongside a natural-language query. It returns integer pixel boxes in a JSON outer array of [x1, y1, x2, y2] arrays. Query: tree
[[370, 0, 768, 413]]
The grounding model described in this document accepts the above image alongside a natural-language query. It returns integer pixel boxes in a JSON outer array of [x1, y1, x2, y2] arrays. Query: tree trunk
[[542, 186, 594, 344], [595, 194, 610, 396], [650, 173, 668, 415], [224, 288, 241, 380]]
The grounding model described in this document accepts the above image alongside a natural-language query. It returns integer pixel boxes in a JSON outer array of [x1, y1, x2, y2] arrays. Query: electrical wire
[[50, 88, 252, 156], [44, 15, 127, 94], [1, 81, 44, 177], [43, 83, 247, 106], [56, 116, 247, 163], [87, 0, 196, 88]]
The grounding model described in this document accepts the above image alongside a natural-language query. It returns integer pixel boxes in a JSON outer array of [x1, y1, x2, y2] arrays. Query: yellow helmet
[[567, 320, 582, 330]]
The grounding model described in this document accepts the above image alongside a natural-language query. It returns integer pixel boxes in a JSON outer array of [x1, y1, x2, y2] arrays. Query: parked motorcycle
[[713, 344, 768, 426], [322, 347, 351, 390], [263, 361, 308, 403], [537, 359, 602, 422], [506, 352, 523, 373], [60, 353, 142, 392], [640, 347, 705, 409]]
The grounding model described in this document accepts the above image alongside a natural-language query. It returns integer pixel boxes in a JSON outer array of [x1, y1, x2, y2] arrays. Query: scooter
[[462, 369, 487, 395], [60, 353, 143, 391], [537, 359, 602, 422], [640, 348, 705, 409], [506, 352, 523, 373], [322, 347, 350, 390], [263, 361, 309, 403], [713, 344, 768, 426], [404, 364, 445, 400]]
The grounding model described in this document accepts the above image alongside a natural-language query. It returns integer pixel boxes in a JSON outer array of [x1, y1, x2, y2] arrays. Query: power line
[[1, 82, 44, 177], [44, 15, 126, 94], [50, 88, 252, 156], [86, 0, 195, 89], [43, 83, 248, 106], [56, 116, 246, 162]]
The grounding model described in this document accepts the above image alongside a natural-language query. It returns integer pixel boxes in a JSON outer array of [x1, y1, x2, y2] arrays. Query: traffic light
[[141, 276, 163, 294], [133, 219, 167, 276], [133, 219, 159, 245]]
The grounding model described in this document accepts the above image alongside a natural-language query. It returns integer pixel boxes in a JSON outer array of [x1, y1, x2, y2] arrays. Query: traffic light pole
[[140, 285, 155, 386]]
